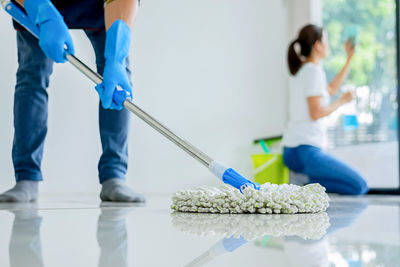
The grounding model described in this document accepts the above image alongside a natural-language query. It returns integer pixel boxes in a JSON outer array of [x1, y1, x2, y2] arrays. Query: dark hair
[[287, 24, 323, 75]]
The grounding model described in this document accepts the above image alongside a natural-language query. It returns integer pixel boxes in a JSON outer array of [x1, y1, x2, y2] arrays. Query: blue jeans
[[12, 30, 130, 184], [283, 145, 369, 195]]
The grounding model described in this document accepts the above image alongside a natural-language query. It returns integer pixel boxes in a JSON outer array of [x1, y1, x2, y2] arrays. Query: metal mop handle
[[67, 55, 213, 167], [2, 0, 213, 168]]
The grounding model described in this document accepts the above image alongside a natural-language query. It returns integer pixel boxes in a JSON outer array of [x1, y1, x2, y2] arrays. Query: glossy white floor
[[0, 194, 399, 267]]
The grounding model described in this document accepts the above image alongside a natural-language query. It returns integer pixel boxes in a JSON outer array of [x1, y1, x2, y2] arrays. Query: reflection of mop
[[171, 212, 330, 240], [173, 212, 330, 266], [185, 237, 247, 267], [172, 183, 329, 214]]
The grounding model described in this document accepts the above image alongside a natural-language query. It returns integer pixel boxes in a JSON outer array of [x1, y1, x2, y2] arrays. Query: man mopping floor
[[0, 0, 145, 203]]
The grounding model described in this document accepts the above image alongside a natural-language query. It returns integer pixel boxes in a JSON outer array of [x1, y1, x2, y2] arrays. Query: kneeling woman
[[282, 24, 369, 195]]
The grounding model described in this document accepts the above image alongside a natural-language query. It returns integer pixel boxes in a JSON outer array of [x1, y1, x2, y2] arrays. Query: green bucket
[[252, 154, 289, 185], [251, 139, 289, 185]]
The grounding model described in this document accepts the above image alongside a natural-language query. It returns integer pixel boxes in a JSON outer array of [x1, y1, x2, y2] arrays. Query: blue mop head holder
[[222, 168, 261, 192], [209, 161, 260, 193]]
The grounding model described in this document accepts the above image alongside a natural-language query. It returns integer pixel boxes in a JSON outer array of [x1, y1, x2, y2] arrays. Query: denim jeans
[[283, 145, 369, 195], [12, 30, 130, 184]]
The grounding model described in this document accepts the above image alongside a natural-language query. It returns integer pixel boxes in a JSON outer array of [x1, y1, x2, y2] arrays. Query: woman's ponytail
[[287, 24, 324, 76], [288, 39, 302, 75]]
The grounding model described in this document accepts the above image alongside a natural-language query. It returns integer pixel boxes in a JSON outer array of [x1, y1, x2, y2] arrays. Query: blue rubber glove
[[24, 0, 74, 63], [95, 20, 132, 110]]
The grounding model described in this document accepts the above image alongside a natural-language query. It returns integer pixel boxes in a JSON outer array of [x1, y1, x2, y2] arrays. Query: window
[[322, 0, 399, 189], [323, 0, 398, 148]]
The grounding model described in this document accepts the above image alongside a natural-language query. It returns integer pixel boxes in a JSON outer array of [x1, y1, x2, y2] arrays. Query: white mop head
[[171, 212, 330, 240], [171, 183, 329, 214]]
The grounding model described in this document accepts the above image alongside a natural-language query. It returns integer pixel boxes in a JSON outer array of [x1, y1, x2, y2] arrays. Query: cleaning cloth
[[171, 183, 329, 214]]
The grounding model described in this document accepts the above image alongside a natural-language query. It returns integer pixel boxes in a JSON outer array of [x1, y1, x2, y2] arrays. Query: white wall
[[289, 0, 322, 38], [0, 0, 290, 195]]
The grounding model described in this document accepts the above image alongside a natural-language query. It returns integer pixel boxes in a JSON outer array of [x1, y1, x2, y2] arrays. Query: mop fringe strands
[[171, 212, 330, 240], [172, 183, 330, 214]]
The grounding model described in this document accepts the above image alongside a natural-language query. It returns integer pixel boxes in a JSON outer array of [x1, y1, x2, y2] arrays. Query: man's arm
[[104, 0, 139, 30]]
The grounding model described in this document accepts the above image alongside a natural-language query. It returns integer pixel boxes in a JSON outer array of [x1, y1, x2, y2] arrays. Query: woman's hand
[[328, 40, 356, 96], [339, 91, 354, 104], [345, 39, 356, 62], [308, 91, 355, 121]]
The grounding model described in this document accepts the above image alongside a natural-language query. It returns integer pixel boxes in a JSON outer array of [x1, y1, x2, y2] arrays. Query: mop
[[172, 183, 329, 214], [3, 1, 329, 213]]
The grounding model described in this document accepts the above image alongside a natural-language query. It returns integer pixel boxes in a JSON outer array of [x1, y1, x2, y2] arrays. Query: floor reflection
[[2, 197, 399, 267], [9, 208, 44, 267], [171, 212, 331, 241], [283, 200, 368, 267], [174, 200, 369, 267], [172, 211, 331, 266], [326, 199, 400, 266], [7, 203, 137, 267], [97, 205, 135, 267]]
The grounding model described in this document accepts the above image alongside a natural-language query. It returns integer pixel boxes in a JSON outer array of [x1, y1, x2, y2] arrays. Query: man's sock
[[100, 178, 146, 203], [0, 180, 39, 202]]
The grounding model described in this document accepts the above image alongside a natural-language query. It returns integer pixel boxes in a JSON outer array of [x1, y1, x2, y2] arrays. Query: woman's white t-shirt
[[282, 62, 330, 148]]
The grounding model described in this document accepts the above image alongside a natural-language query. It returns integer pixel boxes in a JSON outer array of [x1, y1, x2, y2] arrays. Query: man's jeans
[[13, 30, 130, 184]]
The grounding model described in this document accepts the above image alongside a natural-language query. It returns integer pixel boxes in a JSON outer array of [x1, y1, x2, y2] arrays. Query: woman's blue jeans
[[12, 30, 130, 184], [283, 145, 369, 195]]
